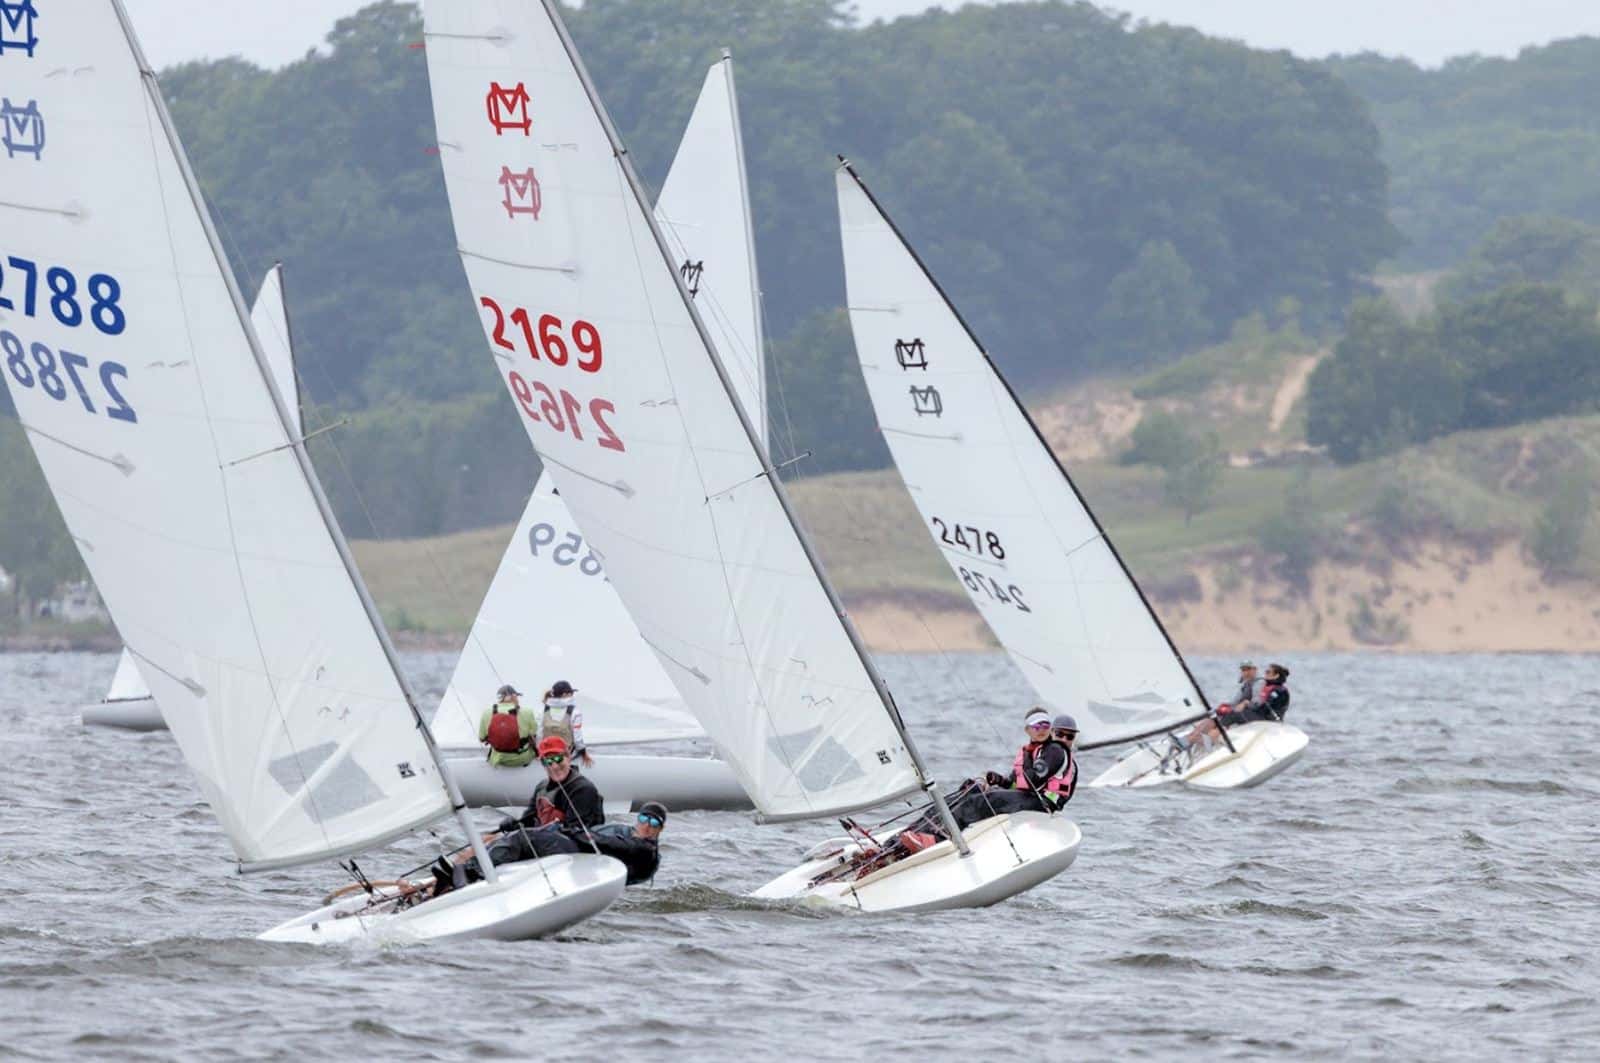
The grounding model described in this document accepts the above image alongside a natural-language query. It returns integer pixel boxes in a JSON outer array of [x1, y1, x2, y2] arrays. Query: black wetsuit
[[449, 771, 606, 887], [509, 822, 661, 885]]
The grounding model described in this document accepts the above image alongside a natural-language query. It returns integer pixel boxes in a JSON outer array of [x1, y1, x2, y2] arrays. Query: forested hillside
[[8, 2, 1600, 642], [1328, 40, 1600, 268]]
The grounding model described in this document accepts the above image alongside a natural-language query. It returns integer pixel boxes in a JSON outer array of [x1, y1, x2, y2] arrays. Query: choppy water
[[2, 651, 1597, 1060]]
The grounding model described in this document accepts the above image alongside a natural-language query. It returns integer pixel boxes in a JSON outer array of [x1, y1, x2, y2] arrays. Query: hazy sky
[[120, 0, 1600, 70]]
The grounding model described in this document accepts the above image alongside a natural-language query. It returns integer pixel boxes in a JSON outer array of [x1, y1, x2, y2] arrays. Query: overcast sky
[[121, 0, 1600, 70]]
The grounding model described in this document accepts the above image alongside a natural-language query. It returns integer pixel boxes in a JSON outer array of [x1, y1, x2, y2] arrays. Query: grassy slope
[[352, 315, 1600, 635]]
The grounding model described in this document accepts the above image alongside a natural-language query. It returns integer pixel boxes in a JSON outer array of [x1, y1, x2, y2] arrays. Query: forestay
[[100, 266, 297, 712], [1, 1, 451, 869], [433, 56, 764, 752], [424, 2, 920, 818], [837, 166, 1210, 745]]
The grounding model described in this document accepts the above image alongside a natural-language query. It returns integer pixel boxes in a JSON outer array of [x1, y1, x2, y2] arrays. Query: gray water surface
[[2, 651, 1596, 1060]]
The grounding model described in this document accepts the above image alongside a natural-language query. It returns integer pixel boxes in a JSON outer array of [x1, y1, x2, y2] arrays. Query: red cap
[[537, 735, 569, 757]]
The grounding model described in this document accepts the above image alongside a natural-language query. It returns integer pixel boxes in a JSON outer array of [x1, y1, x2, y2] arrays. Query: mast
[[539, 0, 968, 850], [838, 158, 1229, 752], [720, 49, 768, 447], [110, 0, 499, 880]]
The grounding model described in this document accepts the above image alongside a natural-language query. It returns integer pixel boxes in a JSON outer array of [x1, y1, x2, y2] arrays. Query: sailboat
[[424, 0, 1079, 911], [834, 160, 1309, 791], [81, 265, 297, 733], [6, 0, 623, 943], [434, 55, 763, 814]]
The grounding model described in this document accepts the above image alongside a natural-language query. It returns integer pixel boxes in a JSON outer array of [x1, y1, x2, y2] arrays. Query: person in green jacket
[[478, 684, 538, 767]]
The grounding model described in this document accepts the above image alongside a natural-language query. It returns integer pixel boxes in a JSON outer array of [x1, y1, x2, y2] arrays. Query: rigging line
[[458, 247, 577, 274], [132, 66, 338, 852], [608, 156, 814, 811]]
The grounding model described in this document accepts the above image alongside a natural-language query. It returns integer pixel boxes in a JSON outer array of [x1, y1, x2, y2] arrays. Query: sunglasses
[[637, 813, 664, 828], [1053, 730, 1077, 740], [540, 754, 567, 766], [1026, 722, 1051, 730]]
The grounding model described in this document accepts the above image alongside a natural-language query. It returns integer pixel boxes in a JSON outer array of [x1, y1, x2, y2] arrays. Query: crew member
[[437, 736, 604, 891], [540, 680, 593, 768], [512, 800, 669, 886], [917, 709, 1075, 837], [478, 684, 537, 768]]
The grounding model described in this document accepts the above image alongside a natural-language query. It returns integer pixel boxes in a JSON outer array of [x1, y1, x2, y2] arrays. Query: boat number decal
[[931, 517, 1006, 560], [3, 331, 136, 423], [958, 566, 1031, 613], [0, 258, 127, 335], [478, 297, 602, 372], [528, 521, 605, 577]]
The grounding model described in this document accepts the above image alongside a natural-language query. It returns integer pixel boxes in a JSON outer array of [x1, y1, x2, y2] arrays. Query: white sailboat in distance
[[423, 0, 1079, 910], [835, 159, 1308, 791], [81, 264, 300, 733], [434, 54, 763, 813], [5, 0, 623, 942]]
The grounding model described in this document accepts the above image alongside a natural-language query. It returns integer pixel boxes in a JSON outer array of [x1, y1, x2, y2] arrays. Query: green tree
[[1438, 215, 1600, 305], [1163, 441, 1224, 525], [1120, 409, 1194, 468], [1529, 467, 1591, 577], [1099, 241, 1211, 364]]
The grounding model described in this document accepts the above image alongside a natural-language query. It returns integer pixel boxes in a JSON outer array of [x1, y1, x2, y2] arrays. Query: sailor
[[929, 708, 1075, 834], [540, 680, 593, 768], [1230, 661, 1264, 711], [1184, 661, 1291, 749], [1047, 713, 1080, 806], [437, 736, 606, 892], [514, 800, 669, 886], [478, 684, 538, 767]]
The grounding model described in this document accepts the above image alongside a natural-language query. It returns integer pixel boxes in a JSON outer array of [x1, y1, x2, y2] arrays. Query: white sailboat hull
[[80, 698, 165, 731], [1088, 721, 1309, 791], [751, 812, 1080, 912], [258, 854, 626, 945], [448, 753, 751, 813]]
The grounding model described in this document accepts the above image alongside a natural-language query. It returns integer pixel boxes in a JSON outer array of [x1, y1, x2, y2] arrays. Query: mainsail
[[432, 56, 764, 752], [3, 0, 452, 869], [100, 266, 300, 711], [424, 2, 924, 819], [837, 163, 1211, 746]]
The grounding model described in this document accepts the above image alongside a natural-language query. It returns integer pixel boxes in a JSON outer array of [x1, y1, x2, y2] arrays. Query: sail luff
[[720, 49, 767, 448], [533, 0, 945, 812], [838, 159, 1215, 729], [107, 0, 488, 873]]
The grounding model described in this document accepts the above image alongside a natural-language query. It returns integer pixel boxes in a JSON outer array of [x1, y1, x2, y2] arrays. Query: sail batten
[[838, 162, 1211, 746], [425, 1, 923, 819]]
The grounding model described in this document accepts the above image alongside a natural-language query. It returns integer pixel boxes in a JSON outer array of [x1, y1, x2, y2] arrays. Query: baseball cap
[[536, 735, 569, 758]]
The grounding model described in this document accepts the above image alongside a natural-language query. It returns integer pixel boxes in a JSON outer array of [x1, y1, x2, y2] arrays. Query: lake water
[[2, 651, 1596, 1059]]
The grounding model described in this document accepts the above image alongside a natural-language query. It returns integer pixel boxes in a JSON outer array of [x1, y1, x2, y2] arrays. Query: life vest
[[1011, 740, 1076, 806], [533, 791, 564, 826], [486, 704, 525, 754], [1258, 682, 1289, 720], [541, 699, 576, 747]]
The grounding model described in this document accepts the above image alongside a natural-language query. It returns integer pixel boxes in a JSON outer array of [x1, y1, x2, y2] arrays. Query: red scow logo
[[486, 81, 532, 135], [499, 166, 542, 220]]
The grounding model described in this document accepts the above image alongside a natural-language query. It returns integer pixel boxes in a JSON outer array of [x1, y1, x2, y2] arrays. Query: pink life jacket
[[1011, 741, 1076, 806]]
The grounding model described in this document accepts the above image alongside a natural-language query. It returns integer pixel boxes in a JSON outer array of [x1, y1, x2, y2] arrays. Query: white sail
[[100, 267, 297, 710], [433, 472, 703, 748], [655, 54, 766, 446], [433, 57, 765, 753], [424, 2, 920, 818], [104, 649, 149, 703], [837, 166, 1209, 745], [2, 1, 451, 869]]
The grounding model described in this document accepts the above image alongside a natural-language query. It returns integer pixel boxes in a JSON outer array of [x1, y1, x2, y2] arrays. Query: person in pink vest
[[922, 708, 1076, 837]]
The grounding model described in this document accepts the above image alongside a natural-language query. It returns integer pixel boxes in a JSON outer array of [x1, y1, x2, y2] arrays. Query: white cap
[[1025, 709, 1051, 728]]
